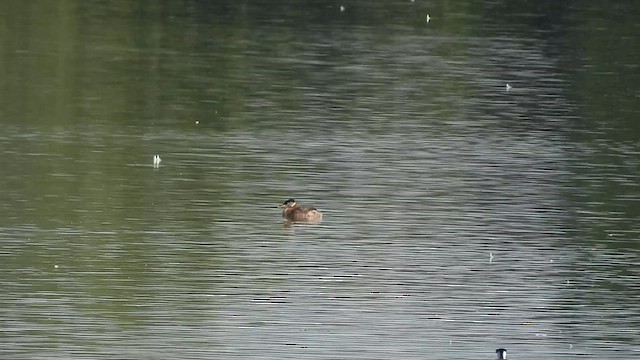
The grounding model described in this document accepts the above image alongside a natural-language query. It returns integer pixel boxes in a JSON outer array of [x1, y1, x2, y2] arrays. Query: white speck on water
[[153, 155, 161, 167], [426, 14, 431, 22], [195, 120, 199, 124], [54, 264, 59, 269], [489, 252, 494, 263], [506, 83, 512, 91], [569, 344, 573, 349], [340, 6, 345, 12]]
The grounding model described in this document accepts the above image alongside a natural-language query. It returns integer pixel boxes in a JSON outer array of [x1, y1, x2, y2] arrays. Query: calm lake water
[[1, 1, 639, 359]]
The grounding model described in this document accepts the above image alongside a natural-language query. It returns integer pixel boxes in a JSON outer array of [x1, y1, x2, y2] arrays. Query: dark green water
[[1, 1, 639, 359]]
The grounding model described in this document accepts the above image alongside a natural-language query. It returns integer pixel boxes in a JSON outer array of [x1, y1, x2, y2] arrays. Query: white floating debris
[[195, 120, 199, 124], [490, 252, 494, 263], [506, 83, 512, 91], [426, 14, 431, 23], [340, 5, 345, 12], [153, 154, 162, 167], [54, 264, 59, 269]]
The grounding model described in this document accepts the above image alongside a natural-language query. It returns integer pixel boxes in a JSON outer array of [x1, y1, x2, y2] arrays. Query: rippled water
[[1, 1, 639, 359]]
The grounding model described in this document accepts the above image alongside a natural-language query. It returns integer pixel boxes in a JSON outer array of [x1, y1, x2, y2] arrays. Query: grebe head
[[496, 348, 507, 359], [280, 198, 296, 208]]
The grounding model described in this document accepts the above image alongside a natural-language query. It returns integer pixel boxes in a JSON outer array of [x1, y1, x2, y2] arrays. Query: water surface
[[1, 1, 639, 359]]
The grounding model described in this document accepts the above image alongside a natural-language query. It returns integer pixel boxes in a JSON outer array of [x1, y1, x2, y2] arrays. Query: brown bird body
[[279, 199, 322, 222]]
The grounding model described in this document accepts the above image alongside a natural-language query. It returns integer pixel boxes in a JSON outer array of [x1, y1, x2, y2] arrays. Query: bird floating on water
[[506, 83, 512, 92], [426, 13, 431, 23], [153, 155, 161, 167], [496, 348, 508, 359], [279, 198, 322, 223]]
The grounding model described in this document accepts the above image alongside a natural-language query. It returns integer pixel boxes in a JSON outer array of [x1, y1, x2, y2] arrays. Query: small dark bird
[[496, 348, 508, 359], [279, 199, 322, 222]]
